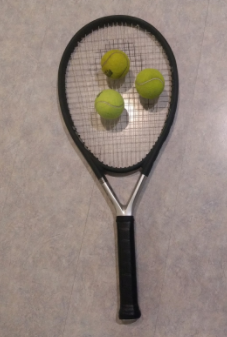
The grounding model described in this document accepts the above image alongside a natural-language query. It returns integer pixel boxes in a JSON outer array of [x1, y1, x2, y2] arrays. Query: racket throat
[[100, 174, 146, 216]]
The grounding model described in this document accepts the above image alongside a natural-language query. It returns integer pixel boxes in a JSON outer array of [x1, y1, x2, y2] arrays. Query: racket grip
[[116, 216, 141, 320]]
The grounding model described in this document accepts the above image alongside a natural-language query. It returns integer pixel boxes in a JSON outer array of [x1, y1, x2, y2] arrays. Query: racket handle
[[116, 216, 141, 320]]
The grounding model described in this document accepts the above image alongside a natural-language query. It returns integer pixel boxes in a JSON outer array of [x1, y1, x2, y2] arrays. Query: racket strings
[[65, 23, 172, 168]]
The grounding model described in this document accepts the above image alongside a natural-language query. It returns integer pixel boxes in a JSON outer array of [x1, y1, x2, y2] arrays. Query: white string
[[66, 23, 172, 168]]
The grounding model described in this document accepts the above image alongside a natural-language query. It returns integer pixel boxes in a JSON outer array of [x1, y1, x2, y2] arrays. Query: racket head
[[58, 15, 178, 178]]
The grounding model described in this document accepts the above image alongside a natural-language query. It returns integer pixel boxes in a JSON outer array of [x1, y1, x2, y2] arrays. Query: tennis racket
[[58, 15, 178, 320]]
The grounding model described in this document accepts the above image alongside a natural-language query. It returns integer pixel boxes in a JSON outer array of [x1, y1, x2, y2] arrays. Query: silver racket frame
[[100, 174, 146, 216]]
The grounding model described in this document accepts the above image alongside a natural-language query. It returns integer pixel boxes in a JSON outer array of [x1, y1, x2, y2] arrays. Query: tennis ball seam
[[135, 77, 164, 86], [101, 51, 128, 67], [96, 101, 124, 109], [118, 65, 128, 78]]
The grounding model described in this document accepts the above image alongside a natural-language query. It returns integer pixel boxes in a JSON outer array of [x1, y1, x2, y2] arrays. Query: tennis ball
[[95, 89, 124, 119], [101, 50, 130, 79], [135, 69, 165, 99]]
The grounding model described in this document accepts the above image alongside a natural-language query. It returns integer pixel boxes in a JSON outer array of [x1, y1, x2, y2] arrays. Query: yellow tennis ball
[[101, 50, 130, 79], [95, 89, 124, 119], [135, 69, 165, 99]]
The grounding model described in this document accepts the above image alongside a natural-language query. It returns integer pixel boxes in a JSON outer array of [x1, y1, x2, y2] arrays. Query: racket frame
[[58, 15, 179, 321]]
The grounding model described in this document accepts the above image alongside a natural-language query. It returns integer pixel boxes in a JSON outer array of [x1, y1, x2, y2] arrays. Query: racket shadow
[[100, 109, 129, 132], [139, 88, 169, 112], [95, 70, 135, 94], [106, 70, 135, 94]]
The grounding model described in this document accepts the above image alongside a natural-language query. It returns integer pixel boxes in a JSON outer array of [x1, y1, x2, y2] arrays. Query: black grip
[[116, 216, 141, 320]]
